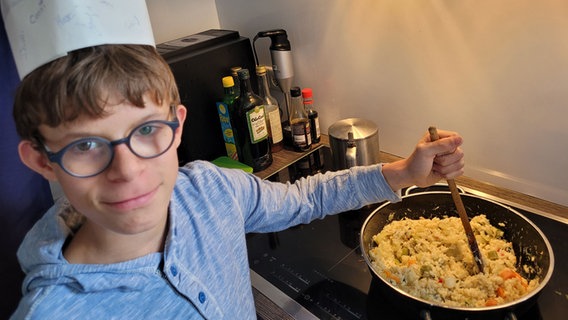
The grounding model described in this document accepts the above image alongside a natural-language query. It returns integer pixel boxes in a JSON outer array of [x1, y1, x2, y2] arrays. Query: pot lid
[[328, 118, 378, 140]]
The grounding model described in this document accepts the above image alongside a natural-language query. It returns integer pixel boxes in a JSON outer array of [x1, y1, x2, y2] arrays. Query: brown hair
[[13, 44, 180, 145]]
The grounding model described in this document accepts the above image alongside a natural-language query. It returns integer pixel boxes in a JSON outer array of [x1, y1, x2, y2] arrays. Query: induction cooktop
[[247, 183, 567, 319]]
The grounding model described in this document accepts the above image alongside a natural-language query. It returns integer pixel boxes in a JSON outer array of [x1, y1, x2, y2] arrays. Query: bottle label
[[291, 119, 311, 147], [216, 102, 238, 160], [314, 117, 321, 138], [246, 106, 269, 143], [266, 105, 283, 144]]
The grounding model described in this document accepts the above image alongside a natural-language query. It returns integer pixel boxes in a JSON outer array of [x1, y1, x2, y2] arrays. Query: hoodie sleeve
[[179, 161, 399, 234]]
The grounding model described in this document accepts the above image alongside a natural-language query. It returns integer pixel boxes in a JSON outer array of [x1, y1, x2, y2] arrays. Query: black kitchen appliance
[[246, 147, 568, 319], [158, 29, 258, 164]]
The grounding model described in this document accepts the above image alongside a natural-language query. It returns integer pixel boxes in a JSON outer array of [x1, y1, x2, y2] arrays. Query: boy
[[4, 3, 464, 319], [10, 43, 464, 319]]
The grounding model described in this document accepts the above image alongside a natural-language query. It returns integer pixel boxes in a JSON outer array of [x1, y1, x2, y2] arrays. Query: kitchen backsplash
[[148, 0, 568, 207]]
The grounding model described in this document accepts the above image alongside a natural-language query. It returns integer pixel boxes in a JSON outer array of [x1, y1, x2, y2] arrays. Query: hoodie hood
[[17, 199, 162, 294]]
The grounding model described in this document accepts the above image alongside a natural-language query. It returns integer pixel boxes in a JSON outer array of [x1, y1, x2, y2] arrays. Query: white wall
[[146, 0, 220, 43], [148, 0, 568, 207]]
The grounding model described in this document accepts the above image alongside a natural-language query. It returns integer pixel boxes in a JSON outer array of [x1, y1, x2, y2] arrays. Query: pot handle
[[346, 132, 357, 168], [420, 309, 518, 320]]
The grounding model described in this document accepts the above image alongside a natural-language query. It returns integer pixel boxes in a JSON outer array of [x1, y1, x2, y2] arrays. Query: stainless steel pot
[[328, 118, 380, 170], [360, 192, 554, 320]]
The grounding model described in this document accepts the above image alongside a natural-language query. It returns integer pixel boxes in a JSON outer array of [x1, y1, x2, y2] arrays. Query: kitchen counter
[[380, 151, 568, 222]]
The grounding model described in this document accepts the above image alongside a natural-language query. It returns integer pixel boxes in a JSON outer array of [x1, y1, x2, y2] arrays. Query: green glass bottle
[[235, 69, 272, 172]]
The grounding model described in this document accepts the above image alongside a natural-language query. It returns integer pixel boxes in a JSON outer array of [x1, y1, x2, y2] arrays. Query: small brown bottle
[[302, 88, 320, 143], [289, 87, 311, 152]]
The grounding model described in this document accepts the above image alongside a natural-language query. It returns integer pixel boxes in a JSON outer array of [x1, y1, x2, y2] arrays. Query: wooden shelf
[[254, 135, 329, 180]]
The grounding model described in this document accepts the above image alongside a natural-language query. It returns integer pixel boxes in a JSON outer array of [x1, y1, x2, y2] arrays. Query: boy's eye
[[73, 140, 102, 152], [136, 124, 158, 136]]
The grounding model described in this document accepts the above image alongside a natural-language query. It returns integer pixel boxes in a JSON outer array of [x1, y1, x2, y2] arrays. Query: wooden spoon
[[428, 126, 485, 273]]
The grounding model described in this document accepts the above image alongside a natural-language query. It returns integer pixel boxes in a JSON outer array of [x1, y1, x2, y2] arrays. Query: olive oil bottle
[[235, 69, 272, 171]]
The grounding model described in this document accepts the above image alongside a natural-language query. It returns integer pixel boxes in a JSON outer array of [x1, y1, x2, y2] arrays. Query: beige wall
[[146, 0, 220, 43], [148, 0, 568, 206]]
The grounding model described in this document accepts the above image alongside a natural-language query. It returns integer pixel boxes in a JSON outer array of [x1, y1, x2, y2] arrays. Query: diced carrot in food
[[499, 269, 529, 291], [485, 298, 498, 306], [499, 268, 522, 280], [384, 270, 401, 284], [496, 286, 506, 298]]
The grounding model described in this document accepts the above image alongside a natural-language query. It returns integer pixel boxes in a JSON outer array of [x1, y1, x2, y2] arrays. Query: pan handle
[[420, 309, 518, 320], [505, 312, 518, 320], [419, 310, 432, 320]]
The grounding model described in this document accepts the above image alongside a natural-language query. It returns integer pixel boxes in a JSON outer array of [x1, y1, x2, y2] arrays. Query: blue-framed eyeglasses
[[43, 115, 179, 178]]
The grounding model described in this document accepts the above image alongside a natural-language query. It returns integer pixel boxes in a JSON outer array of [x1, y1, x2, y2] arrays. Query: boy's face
[[22, 95, 186, 237]]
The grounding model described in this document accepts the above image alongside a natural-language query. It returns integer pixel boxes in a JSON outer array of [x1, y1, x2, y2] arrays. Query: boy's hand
[[382, 129, 464, 191]]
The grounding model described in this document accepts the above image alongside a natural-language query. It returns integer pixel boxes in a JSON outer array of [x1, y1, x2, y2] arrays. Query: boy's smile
[[30, 95, 186, 263], [102, 185, 160, 212]]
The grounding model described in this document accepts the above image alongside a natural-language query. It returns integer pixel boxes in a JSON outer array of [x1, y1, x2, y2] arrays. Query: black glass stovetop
[[246, 184, 568, 319]]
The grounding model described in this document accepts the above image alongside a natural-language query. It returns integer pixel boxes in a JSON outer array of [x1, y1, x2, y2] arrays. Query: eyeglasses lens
[[130, 122, 175, 158], [59, 121, 176, 177], [61, 139, 113, 177]]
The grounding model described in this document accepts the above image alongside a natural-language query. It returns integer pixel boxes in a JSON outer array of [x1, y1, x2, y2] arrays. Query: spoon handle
[[428, 126, 485, 273]]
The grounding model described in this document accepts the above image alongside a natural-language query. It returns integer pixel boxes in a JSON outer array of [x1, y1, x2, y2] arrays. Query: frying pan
[[360, 191, 554, 320]]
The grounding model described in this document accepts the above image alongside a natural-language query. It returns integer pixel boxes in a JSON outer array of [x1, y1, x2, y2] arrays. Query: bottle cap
[[237, 68, 250, 79], [290, 86, 301, 97], [2, 0, 155, 79], [255, 65, 267, 75], [302, 88, 313, 104], [222, 76, 234, 88], [231, 66, 242, 76], [301, 88, 313, 98]]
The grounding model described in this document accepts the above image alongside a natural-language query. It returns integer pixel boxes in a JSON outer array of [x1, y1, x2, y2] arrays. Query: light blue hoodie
[[11, 161, 399, 319]]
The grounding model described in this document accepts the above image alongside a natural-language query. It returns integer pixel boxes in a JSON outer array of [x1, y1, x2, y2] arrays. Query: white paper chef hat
[[1, 0, 155, 79]]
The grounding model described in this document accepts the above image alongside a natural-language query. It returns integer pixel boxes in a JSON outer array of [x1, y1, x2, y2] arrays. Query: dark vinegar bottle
[[235, 69, 272, 172], [302, 88, 320, 143], [289, 87, 311, 152]]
